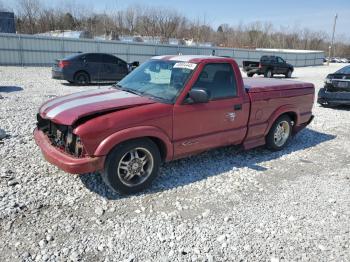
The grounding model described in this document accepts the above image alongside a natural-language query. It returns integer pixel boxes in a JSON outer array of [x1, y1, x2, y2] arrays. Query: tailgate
[[243, 61, 260, 70]]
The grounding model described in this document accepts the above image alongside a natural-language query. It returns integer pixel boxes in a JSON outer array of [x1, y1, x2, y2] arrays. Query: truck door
[[173, 62, 250, 157]]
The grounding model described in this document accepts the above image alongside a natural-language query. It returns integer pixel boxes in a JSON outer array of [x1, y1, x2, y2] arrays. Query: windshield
[[336, 65, 350, 74], [116, 60, 197, 103]]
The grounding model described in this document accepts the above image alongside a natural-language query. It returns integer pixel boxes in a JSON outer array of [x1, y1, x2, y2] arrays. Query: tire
[[266, 115, 292, 151], [74, 71, 90, 85], [264, 69, 273, 78], [101, 138, 161, 194], [285, 70, 292, 78], [247, 73, 254, 77]]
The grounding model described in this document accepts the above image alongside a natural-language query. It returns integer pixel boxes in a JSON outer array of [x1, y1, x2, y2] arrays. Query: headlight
[[325, 78, 332, 84]]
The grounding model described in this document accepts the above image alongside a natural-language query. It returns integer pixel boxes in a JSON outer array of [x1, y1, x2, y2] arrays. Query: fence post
[[17, 34, 24, 67], [127, 43, 130, 62]]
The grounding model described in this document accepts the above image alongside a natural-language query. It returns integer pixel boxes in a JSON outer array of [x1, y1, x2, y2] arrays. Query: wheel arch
[[265, 106, 299, 136], [74, 70, 90, 81], [94, 126, 173, 162]]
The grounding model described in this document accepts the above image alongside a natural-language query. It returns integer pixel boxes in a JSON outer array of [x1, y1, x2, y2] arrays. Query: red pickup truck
[[34, 55, 314, 194]]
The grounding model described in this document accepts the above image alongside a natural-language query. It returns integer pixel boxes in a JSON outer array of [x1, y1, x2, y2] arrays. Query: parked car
[[52, 53, 136, 84], [35, 55, 314, 194], [318, 65, 350, 106], [243, 55, 294, 78]]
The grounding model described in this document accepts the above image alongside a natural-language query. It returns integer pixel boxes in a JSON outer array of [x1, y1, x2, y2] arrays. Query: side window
[[102, 54, 117, 64], [277, 57, 285, 63], [192, 63, 237, 100], [117, 59, 127, 67], [85, 54, 102, 63]]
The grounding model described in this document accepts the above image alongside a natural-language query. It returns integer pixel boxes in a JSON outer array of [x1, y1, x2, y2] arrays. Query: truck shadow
[[0, 86, 24, 93], [79, 128, 335, 200]]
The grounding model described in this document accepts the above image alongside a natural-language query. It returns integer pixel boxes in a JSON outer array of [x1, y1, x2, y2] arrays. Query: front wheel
[[266, 115, 292, 151], [247, 73, 254, 77], [285, 70, 292, 78], [101, 138, 161, 194]]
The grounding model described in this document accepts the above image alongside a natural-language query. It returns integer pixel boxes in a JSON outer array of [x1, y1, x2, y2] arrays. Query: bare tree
[[9, 1, 350, 56], [17, 0, 41, 34]]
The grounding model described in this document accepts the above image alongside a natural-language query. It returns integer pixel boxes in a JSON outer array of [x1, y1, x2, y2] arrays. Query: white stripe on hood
[[46, 91, 137, 119], [40, 88, 112, 113]]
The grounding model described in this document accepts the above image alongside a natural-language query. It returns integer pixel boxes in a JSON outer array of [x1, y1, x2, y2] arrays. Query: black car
[[318, 65, 350, 106], [52, 53, 131, 84], [243, 55, 294, 78]]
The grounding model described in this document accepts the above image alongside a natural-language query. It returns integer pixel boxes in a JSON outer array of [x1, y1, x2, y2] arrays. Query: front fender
[[264, 105, 299, 135], [94, 126, 173, 161]]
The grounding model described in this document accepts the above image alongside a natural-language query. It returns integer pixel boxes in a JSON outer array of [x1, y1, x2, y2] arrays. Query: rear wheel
[[101, 138, 161, 194], [74, 71, 90, 85], [266, 115, 292, 151], [264, 69, 273, 78]]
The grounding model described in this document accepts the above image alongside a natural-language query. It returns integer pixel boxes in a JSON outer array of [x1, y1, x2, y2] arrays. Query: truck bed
[[242, 77, 315, 150], [244, 78, 313, 93]]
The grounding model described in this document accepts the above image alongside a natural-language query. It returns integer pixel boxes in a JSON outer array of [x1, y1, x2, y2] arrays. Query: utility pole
[[327, 14, 338, 66]]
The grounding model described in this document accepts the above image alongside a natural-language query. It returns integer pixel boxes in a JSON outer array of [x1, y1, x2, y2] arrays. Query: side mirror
[[186, 88, 209, 104]]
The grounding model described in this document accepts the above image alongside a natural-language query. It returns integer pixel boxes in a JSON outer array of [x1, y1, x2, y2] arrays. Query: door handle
[[234, 104, 242, 110]]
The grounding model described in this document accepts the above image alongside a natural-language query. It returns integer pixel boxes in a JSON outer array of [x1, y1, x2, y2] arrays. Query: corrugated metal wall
[[0, 33, 325, 67]]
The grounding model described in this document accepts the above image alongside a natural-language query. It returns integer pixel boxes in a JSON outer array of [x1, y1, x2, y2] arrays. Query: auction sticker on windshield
[[173, 62, 197, 70]]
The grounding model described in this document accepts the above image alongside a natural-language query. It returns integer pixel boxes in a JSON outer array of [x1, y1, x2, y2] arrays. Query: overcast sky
[[5, 0, 350, 40]]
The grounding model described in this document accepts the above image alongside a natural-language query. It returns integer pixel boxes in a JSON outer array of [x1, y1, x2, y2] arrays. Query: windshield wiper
[[112, 83, 123, 89], [142, 93, 168, 102], [112, 84, 143, 96], [124, 89, 144, 96]]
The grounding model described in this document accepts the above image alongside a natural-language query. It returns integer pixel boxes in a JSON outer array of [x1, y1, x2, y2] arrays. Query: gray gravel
[[0, 64, 350, 261]]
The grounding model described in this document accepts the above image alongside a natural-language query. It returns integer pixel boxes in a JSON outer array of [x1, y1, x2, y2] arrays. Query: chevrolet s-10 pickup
[[34, 55, 314, 194]]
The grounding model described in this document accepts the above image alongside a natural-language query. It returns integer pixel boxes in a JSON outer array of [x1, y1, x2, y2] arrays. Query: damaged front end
[[37, 114, 85, 158]]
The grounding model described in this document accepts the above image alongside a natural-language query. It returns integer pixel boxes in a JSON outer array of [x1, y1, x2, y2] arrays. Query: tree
[[63, 12, 75, 30], [17, 0, 40, 34]]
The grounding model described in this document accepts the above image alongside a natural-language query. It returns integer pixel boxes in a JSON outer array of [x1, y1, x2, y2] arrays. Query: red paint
[[58, 60, 70, 68], [35, 56, 315, 174], [34, 128, 105, 173]]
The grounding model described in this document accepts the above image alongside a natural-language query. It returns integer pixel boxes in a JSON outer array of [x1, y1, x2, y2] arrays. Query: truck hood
[[39, 87, 155, 125]]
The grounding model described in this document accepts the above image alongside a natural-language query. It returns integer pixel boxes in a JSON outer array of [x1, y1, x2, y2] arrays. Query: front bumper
[[317, 87, 350, 105], [34, 128, 105, 174]]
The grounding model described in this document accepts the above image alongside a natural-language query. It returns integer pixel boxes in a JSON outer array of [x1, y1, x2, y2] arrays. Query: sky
[[6, 0, 350, 40]]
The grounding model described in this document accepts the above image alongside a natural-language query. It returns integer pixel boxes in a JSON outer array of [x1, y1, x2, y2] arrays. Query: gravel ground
[[0, 64, 349, 262]]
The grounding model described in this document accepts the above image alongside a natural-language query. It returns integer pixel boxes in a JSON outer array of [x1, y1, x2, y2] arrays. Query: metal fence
[[0, 33, 325, 67]]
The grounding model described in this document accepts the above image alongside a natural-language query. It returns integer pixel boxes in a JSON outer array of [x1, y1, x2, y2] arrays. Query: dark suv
[[52, 53, 130, 84], [243, 55, 294, 78]]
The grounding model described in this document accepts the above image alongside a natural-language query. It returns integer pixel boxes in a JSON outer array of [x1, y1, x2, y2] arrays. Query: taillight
[[58, 60, 70, 68]]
